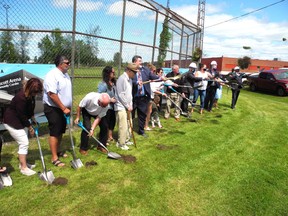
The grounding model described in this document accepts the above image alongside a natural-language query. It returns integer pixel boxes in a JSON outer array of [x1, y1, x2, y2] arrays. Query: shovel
[[34, 126, 55, 184], [77, 121, 122, 160], [64, 115, 83, 169]]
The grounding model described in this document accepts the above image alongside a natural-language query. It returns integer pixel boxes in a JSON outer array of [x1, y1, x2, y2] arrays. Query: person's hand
[[74, 117, 79, 124], [63, 107, 71, 115], [110, 97, 117, 103], [162, 93, 167, 97], [182, 93, 186, 98], [172, 83, 178, 87], [127, 106, 133, 112], [28, 126, 35, 137], [88, 129, 94, 137]]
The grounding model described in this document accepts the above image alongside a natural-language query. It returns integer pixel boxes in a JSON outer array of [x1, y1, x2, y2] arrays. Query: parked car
[[247, 69, 288, 96]]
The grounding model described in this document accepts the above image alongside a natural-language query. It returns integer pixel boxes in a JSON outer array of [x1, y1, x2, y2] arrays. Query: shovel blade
[[39, 170, 55, 184], [70, 159, 83, 169], [0, 172, 13, 187], [108, 152, 122, 160]]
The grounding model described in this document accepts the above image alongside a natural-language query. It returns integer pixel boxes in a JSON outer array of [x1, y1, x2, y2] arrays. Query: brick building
[[165, 57, 288, 73]]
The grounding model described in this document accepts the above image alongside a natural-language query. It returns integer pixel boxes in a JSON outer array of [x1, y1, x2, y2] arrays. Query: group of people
[[0, 54, 246, 177]]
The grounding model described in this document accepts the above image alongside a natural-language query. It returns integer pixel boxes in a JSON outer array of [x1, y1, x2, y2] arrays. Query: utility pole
[[196, 0, 206, 61], [3, 4, 10, 28]]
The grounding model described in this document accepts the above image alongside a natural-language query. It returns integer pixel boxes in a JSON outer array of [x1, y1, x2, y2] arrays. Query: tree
[[157, 16, 172, 67], [113, 52, 122, 67], [192, 47, 202, 63], [238, 56, 251, 70], [17, 25, 31, 63], [0, 31, 19, 63]]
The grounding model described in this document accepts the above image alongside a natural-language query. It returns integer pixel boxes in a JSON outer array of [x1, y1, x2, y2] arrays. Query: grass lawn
[[0, 88, 288, 216]]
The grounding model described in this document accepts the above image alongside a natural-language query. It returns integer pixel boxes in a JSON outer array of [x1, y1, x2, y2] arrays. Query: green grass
[[1, 88, 288, 216]]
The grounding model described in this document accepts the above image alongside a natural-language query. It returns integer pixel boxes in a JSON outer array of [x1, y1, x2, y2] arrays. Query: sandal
[[57, 151, 68, 158], [0, 166, 7, 173], [52, 159, 65, 167]]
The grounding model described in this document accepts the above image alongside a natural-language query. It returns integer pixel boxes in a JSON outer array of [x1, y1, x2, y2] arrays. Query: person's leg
[[192, 89, 199, 112], [208, 87, 217, 111], [98, 116, 108, 148], [231, 89, 236, 108], [165, 94, 172, 118], [144, 101, 152, 130], [200, 90, 206, 114], [137, 97, 149, 135], [234, 89, 240, 107], [116, 110, 129, 150], [173, 94, 181, 119], [80, 108, 92, 151]]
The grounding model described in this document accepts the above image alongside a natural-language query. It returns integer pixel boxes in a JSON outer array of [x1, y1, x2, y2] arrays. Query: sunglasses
[[62, 61, 70, 65]]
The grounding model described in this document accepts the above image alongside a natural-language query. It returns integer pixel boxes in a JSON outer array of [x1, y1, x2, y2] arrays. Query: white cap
[[210, 60, 217, 65], [234, 66, 240, 70], [188, 62, 197, 68]]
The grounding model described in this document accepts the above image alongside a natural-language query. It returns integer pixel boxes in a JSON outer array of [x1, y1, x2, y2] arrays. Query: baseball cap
[[210, 60, 217, 65], [234, 66, 240, 70], [127, 63, 138, 73], [188, 62, 197, 68]]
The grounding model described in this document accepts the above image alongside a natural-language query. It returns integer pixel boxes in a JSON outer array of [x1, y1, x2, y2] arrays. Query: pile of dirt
[[121, 155, 136, 163], [52, 177, 68, 186], [156, 144, 179, 150], [85, 160, 98, 167]]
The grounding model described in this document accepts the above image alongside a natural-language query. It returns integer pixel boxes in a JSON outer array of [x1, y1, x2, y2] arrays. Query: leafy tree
[[113, 52, 122, 67], [238, 56, 251, 70], [0, 31, 19, 63], [192, 47, 202, 63], [157, 16, 172, 67], [17, 25, 31, 63]]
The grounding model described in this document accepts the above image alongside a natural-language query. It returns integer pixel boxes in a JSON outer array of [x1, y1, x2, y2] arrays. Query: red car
[[248, 69, 288, 96]]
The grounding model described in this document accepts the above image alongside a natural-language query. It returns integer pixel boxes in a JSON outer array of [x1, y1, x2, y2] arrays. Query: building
[[165, 57, 288, 73]]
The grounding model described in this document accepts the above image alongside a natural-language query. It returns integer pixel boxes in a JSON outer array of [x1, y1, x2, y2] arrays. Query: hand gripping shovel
[[77, 121, 122, 160], [64, 115, 83, 169], [34, 126, 55, 184]]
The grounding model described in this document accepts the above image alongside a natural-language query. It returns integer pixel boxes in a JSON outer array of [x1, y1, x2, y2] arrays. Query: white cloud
[[107, 1, 150, 17], [53, 0, 103, 12], [169, 2, 288, 61]]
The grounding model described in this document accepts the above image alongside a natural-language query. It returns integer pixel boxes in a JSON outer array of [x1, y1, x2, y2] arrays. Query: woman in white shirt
[[191, 64, 212, 114]]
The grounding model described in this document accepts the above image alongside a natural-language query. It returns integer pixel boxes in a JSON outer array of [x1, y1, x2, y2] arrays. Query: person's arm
[[74, 106, 82, 124], [48, 92, 70, 114], [89, 116, 101, 136]]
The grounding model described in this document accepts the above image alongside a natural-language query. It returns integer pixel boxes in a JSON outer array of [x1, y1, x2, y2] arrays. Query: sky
[[160, 0, 288, 61], [1, 0, 288, 63]]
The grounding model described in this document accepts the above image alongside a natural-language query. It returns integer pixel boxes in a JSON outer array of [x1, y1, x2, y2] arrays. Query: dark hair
[[54, 55, 68, 67], [24, 78, 43, 98], [102, 66, 116, 90], [156, 68, 163, 75], [132, 55, 142, 63], [153, 95, 160, 104]]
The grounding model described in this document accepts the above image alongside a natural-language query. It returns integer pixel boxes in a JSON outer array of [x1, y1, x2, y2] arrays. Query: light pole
[[3, 4, 10, 28]]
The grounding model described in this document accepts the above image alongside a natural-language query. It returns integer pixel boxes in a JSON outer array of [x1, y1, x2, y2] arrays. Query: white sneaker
[[19, 163, 36, 170], [116, 142, 129, 150], [125, 141, 134, 146], [20, 168, 36, 176]]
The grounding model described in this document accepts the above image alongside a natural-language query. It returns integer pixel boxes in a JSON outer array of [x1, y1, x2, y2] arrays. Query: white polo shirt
[[43, 67, 72, 108], [79, 92, 108, 118]]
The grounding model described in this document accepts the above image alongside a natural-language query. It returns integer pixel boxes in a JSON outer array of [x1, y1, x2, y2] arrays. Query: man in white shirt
[[43, 55, 72, 167], [74, 93, 110, 155]]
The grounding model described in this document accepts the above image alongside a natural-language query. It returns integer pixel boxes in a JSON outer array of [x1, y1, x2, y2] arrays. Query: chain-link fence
[[0, 0, 200, 110]]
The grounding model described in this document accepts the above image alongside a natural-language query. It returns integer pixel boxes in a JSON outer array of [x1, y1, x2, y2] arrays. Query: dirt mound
[[156, 144, 179, 150], [85, 160, 98, 167], [121, 155, 136, 163], [52, 177, 68, 185]]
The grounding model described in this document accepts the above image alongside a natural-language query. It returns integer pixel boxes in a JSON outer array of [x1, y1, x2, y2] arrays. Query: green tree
[[17, 25, 31, 63], [0, 31, 19, 63], [238, 56, 251, 70], [192, 47, 202, 63], [157, 17, 172, 67], [113, 52, 122, 67]]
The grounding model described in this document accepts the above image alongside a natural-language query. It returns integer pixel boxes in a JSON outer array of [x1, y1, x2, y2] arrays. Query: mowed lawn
[[0, 86, 288, 216]]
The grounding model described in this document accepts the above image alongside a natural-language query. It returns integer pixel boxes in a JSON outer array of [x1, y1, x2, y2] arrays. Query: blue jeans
[[193, 89, 206, 109]]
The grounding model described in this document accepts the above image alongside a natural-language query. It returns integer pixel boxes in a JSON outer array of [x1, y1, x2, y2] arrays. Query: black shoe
[[140, 133, 148, 138]]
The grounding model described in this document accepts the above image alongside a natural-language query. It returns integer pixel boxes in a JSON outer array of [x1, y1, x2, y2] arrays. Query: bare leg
[[18, 154, 27, 169], [49, 135, 65, 166]]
